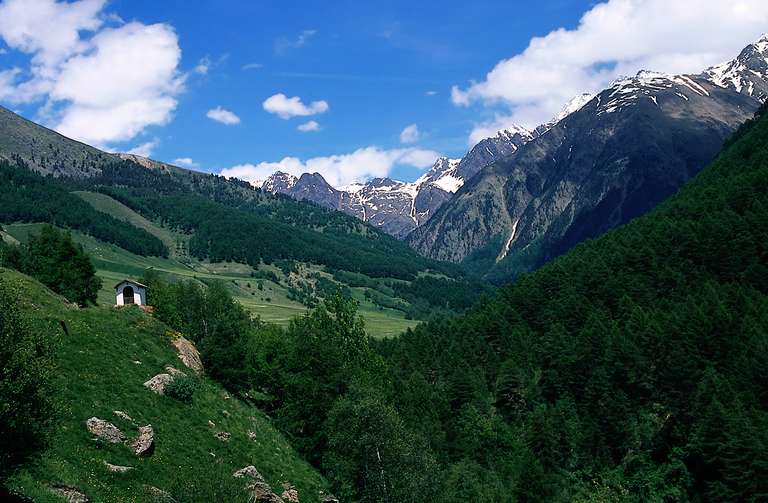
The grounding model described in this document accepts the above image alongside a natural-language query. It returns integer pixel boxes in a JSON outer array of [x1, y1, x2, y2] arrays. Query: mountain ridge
[[407, 34, 768, 281]]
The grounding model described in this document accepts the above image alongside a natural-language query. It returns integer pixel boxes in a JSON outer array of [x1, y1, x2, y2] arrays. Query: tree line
[[0, 161, 168, 257]]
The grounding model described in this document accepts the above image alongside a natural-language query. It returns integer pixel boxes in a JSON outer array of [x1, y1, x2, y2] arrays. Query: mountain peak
[[704, 36, 768, 99]]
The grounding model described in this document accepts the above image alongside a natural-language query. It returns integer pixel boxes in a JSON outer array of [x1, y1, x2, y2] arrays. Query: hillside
[[0, 267, 330, 502], [0, 107, 114, 178], [374, 101, 768, 499], [0, 220, 421, 339]]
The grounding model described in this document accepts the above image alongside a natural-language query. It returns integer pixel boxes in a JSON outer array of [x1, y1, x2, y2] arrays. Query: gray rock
[[112, 410, 134, 423], [129, 425, 155, 456], [171, 335, 204, 373], [85, 417, 125, 443], [214, 431, 231, 442], [233, 465, 262, 479], [164, 366, 186, 377], [144, 373, 174, 395], [280, 482, 299, 502], [50, 485, 89, 502], [104, 461, 133, 473]]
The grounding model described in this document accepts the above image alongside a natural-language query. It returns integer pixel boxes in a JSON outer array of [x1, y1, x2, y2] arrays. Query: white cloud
[[125, 137, 159, 157], [399, 123, 419, 144], [297, 120, 320, 132], [172, 157, 199, 167], [220, 146, 440, 187], [206, 106, 240, 125], [425, 90, 437, 96], [193, 56, 210, 74], [275, 29, 316, 55], [0, 0, 184, 146], [242, 62, 263, 70], [453, 0, 768, 139], [263, 93, 329, 119]]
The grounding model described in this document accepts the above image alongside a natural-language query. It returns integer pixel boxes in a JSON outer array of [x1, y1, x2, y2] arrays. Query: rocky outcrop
[[320, 494, 340, 503], [280, 483, 299, 502], [233, 466, 285, 502], [129, 425, 155, 456], [214, 431, 231, 442], [85, 417, 125, 443], [112, 410, 134, 423], [143, 485, 177, 502], [50, 485, 89, 503], [144, 373, 174, 395], [164, 366, 186, 378], [104, 461, 133, 473], [170, 333, 204, 373], [233, 466, 262, 479]]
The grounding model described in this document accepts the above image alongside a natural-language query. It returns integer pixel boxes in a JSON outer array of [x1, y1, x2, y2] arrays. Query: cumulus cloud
[[0, 0, 184, 146], [206, 106, 240, 125], [453, 0, 768, 140], [220, 146, 440, 187], [297, 120, 320, 132], [172, 157, 199, 167], [263, 93, 329, 119], [125, 137, 159, 157], [399, 124, 419, 144]]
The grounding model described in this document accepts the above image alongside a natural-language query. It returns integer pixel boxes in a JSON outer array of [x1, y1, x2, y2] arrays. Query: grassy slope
[[3, 218, 418, 339], [1, 267, 327, 502]]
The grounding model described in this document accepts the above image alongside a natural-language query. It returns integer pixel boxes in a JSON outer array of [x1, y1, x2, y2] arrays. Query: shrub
[[165, 375, 198, 403]]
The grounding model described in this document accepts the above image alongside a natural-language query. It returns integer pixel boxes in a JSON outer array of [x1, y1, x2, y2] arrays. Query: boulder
[[104, 461, 133, 473], [129, 425, 155, 456], [320, 494, 340, 503], [233, 467, 284, 503], [113, 410, 134, 423], [85, 417, 125, 443], [164, 366, 186, 377], [246, 480, 285, 503], [247, 430, 257, 441], [143, 485, 177, 502], [50, 485, 89, 502], [233, 465, 263, 479], [281, 482, 299, 502], [214, 431, 231, 442], [171, 334, 204, 373], [144, 373, 173, 395]]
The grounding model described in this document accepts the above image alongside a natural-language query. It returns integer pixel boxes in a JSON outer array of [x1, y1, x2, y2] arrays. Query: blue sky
[[1, 0, 767, 186]]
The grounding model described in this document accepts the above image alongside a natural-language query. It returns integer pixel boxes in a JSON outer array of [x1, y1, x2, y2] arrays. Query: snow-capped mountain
[[409, 34, 768, 280], [260, 125, 535, 238], [260, 156, 463, 238]]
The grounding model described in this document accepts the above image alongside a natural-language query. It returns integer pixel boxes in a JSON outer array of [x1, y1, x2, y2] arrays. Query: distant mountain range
[[259, 126, 533, 238], [409, 34, 768, 282]]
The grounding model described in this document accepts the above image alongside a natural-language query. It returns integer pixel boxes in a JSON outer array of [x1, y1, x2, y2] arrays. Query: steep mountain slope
[[0, 106, 466, 283], [260, 127, 534, 237], [408, 35, 768, 281], [0, 267, 329, 502], [0, 106, 115, 177], [379, 96, 768, 502]]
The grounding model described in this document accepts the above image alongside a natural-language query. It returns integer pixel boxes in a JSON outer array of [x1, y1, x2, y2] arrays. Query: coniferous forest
[[125, 104, 768, 501]]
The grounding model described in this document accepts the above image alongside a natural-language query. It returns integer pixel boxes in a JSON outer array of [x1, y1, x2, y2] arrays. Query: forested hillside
[[0, 161, 167, 257], [71, 160, 460, 280], [373, 103, 768, 499]]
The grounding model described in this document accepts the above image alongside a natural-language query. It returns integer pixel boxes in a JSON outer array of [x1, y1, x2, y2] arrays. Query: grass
[[1, 267, 328, 502], [2, 218, 419, 338]]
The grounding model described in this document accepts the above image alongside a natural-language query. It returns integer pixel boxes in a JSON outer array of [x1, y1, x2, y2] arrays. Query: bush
[[0, 280, 58, 475], [165, 375, 198, 403]]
